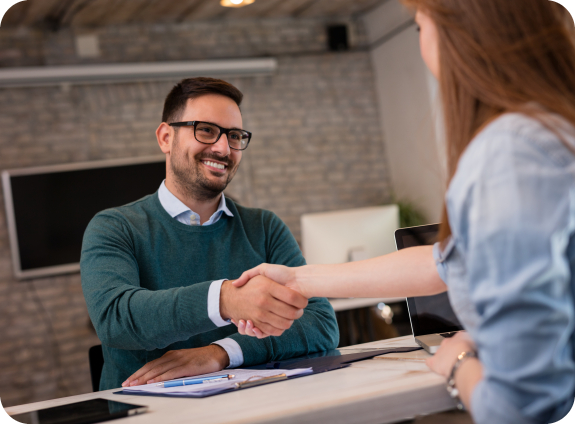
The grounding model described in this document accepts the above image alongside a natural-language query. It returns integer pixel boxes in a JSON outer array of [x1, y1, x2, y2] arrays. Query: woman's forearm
[[296, 246, 446, 299]]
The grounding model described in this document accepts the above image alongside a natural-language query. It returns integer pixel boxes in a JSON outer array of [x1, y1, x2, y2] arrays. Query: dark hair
[[401, 0, 575, 240], [162, 77, 244, 123]]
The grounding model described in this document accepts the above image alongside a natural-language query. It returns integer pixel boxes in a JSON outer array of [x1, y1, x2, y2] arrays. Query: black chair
[[89, 345, 104, 392]]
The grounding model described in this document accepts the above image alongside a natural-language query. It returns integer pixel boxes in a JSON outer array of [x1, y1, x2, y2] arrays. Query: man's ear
[[156, 122, 172, 154]]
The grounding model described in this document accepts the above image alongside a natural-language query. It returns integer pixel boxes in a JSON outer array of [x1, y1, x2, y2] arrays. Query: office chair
[[88, 345, 104, 392]]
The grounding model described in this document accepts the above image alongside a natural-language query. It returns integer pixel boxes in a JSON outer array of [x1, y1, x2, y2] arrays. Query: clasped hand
[[231, 264, 305, 338], [222, 274, 307, 338]]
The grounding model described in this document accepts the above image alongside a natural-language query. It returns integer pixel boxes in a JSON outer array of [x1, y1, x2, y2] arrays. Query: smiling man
[[80, 77, 338, 390]]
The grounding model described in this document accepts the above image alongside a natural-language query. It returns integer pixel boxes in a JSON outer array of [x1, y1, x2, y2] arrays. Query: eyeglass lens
[[195, 122, 249, 150]]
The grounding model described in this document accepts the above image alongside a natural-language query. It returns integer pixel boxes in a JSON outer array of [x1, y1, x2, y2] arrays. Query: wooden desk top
[[5, 336, 457, 424]]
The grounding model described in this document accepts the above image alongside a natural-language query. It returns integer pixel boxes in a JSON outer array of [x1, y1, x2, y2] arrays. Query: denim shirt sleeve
[[445, 114, 575, 424], [432, 237, 454, 283]]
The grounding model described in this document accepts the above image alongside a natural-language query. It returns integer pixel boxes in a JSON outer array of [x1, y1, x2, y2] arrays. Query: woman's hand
[[233, 264, 304, 295], [231, 318, 267, 338], [426, 332, 482, 411], [426, 332, 476, 378]]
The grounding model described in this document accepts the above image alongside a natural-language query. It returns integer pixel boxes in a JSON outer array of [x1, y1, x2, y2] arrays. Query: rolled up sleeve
[[433, 238, 454, 283]]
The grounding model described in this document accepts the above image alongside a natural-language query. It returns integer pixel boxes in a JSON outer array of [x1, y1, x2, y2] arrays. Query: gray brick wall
[[0, 18, 367, 67], [0, 17, 391, 407]]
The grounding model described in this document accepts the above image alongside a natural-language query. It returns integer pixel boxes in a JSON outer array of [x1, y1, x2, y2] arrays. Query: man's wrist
[[213, 339, 244, 368], [208, 279, 231, 327], [210, 344, 230, 369], [220, 280, 233, 321]]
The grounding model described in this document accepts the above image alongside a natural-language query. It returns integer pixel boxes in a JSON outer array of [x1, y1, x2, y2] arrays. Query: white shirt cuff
[[208, 279, 231, 327], [212, 338, 244, 368]]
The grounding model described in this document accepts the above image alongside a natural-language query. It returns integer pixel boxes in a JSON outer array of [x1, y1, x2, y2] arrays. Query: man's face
[[168, 94, 243, 201]]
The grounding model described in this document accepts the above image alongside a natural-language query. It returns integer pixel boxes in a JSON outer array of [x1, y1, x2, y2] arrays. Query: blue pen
[[156, 374, 234, 388]]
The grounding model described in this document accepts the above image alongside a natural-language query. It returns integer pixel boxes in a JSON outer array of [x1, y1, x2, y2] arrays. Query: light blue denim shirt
[[433, 113, 575, 424]]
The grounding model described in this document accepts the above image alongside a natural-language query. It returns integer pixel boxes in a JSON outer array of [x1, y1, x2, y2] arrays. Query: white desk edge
[[5, 336, 457, 424]]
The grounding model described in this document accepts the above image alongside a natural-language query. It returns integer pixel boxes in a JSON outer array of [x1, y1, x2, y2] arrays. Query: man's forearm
[[86, 280, 221, 350]]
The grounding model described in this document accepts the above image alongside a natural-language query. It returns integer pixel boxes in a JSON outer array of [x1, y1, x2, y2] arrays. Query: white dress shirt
[[157, 181, 244, 368]]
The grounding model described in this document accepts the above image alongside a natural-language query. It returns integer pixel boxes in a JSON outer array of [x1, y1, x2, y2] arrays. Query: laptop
[[394, 224, 464, 354]]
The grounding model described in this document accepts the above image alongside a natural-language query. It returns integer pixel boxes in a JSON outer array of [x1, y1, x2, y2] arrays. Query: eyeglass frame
[[169, 121, 252, 151]]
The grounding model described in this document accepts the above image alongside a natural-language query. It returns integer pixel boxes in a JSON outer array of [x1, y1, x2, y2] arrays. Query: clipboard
[[115, 346, 422, 399], [115, 368, 310, 399]]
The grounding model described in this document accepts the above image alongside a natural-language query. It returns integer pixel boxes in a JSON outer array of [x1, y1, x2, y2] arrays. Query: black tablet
[[10, 398, 148, 424]]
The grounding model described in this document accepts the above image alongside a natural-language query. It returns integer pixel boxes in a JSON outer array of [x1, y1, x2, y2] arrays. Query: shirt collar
[[158, 180, 234, 219]]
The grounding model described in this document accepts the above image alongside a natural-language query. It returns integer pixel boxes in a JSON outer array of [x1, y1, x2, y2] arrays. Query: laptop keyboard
[[439, 332, 458, 338]]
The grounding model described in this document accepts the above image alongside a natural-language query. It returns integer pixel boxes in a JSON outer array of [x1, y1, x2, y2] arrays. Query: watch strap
[[446, 350, 477, 410]]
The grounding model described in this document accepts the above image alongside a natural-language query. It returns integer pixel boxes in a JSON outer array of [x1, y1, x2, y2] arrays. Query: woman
[[233, 1, 575, 423]]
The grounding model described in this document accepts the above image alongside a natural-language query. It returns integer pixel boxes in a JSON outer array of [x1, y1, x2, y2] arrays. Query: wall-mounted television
[[2, 156, 166, 280]]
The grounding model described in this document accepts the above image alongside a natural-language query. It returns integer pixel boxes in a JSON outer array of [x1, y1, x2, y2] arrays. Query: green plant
[[384, 198, 427, 228]]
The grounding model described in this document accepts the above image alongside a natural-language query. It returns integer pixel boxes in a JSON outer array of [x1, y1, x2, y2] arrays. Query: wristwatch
[[446, 350, 477, 410]]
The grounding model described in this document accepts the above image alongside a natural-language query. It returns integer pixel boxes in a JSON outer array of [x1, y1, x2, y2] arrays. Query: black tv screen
[[2, 156, 165, 279]]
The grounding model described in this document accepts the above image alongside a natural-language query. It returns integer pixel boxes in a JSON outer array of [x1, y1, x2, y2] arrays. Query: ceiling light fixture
[[220, 0, 255, 8]]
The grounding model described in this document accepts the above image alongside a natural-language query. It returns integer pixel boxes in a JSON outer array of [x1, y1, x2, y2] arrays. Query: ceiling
[[2, 0, 385, 30]]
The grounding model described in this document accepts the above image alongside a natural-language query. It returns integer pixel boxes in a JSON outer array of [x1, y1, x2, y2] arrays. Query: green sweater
[[80, 192, 339, 390]]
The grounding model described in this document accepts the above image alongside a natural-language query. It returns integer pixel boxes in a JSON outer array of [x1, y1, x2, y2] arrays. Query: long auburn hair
[[401, 0, 575, 240]]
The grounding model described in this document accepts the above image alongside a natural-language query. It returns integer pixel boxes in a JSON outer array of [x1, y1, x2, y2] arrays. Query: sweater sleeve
[[229, 212, 339, 365], [80, 211, 220, 351]]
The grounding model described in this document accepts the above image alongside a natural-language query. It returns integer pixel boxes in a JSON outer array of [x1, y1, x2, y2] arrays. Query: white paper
[[122, 368, 312, 397]]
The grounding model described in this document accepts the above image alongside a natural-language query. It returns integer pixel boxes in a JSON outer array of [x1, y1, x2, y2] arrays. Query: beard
[[169, 133, 239, 202]]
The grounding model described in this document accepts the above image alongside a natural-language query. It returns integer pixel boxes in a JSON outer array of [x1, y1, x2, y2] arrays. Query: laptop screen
[[395, 225, 463, 336]]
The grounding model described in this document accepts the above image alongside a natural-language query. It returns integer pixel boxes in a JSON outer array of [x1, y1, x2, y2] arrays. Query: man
[[80, 77, 339, 390]]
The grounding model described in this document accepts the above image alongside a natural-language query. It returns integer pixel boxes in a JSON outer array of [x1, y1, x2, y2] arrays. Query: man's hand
[[221, 275, 308, 338], [122, 345, 229, 387]]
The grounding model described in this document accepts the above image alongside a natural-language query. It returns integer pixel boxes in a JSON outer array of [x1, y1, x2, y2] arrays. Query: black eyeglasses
[[169, 121, 252, 151]]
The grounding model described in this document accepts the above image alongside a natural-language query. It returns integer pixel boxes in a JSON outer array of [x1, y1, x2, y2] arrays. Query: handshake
[[123, 264, 309, 388], [123, 264, 312, 388], [221, 264, 307, 339]]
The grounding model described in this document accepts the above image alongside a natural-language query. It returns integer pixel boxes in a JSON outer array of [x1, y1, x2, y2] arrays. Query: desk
[[6, 336, 458, 424]]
